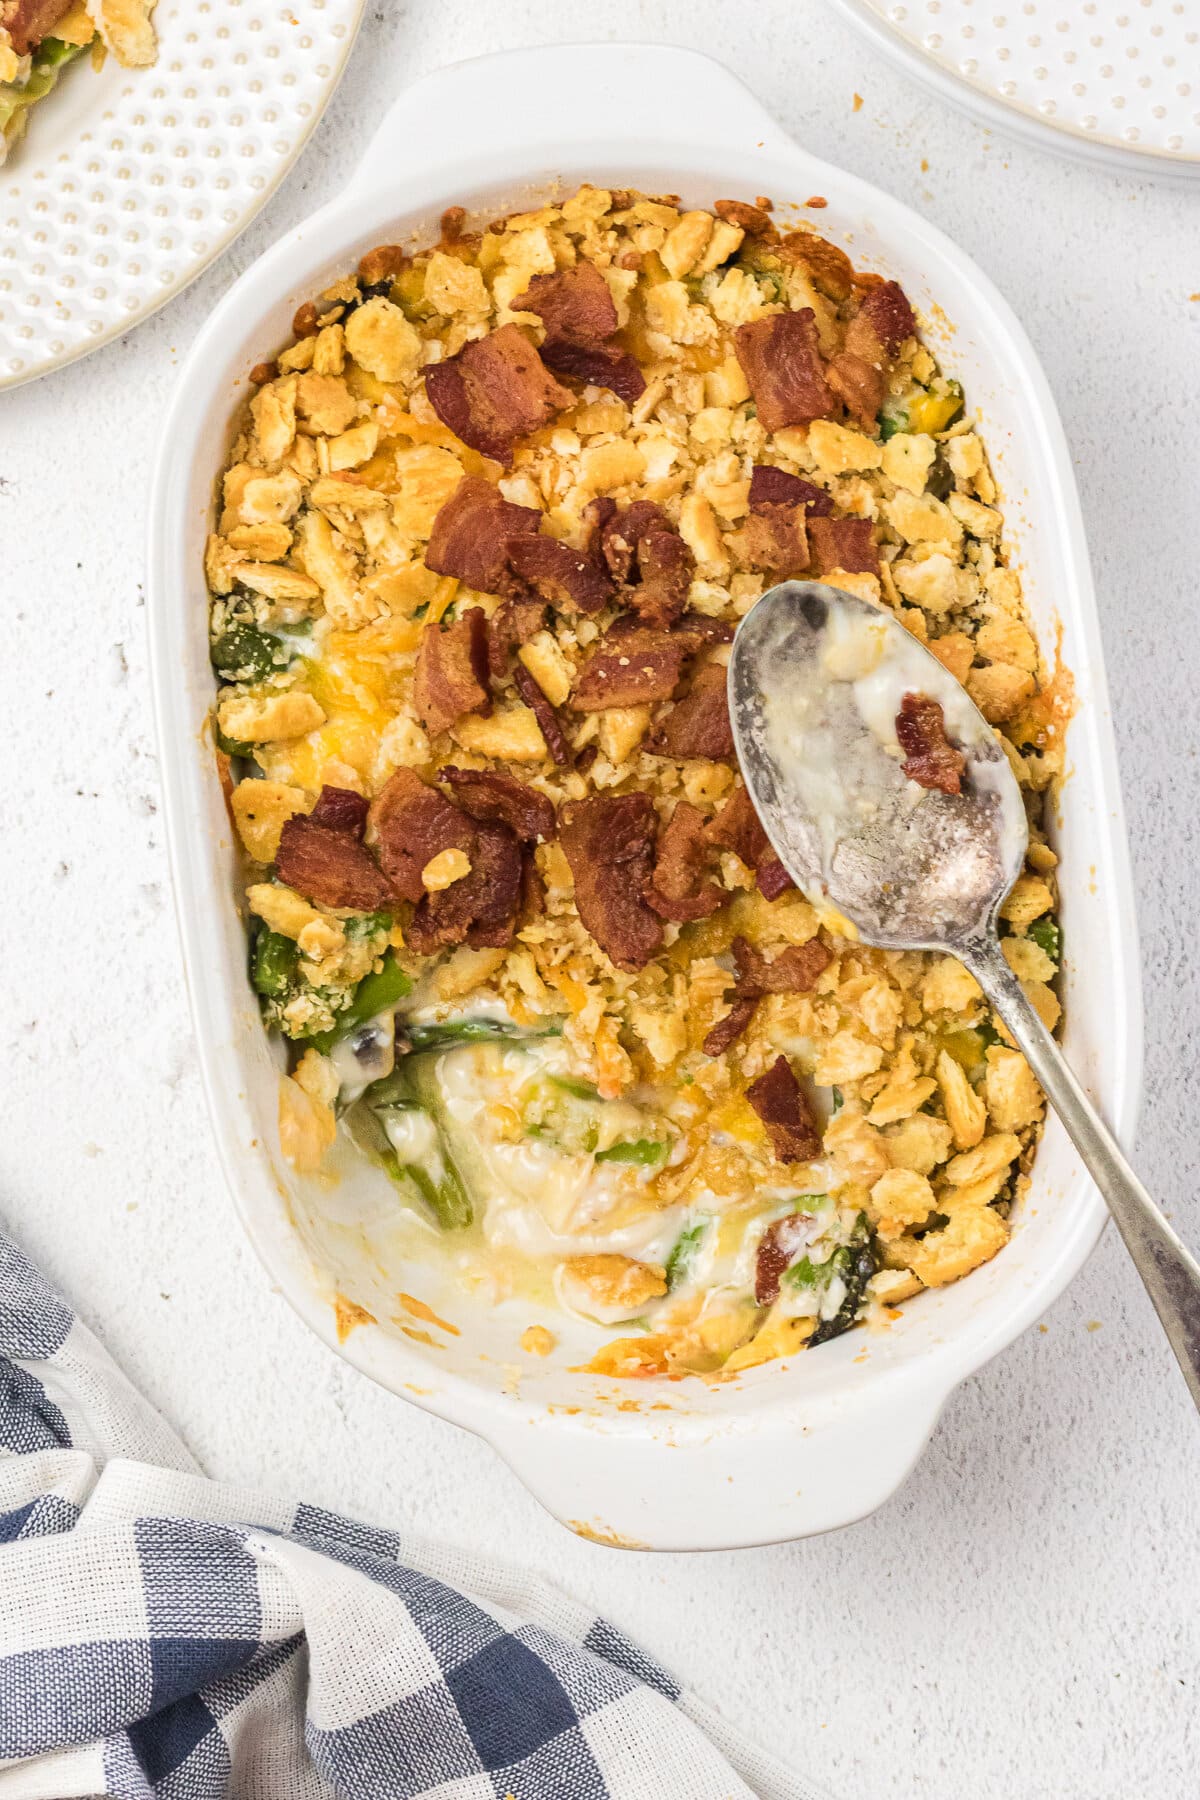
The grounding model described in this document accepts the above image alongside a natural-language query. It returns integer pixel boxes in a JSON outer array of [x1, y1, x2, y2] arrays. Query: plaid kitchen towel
[[0, 1233, 824, 1800]]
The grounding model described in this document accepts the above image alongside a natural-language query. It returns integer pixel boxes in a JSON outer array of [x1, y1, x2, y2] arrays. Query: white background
[[3, 5, 1198, 1796]]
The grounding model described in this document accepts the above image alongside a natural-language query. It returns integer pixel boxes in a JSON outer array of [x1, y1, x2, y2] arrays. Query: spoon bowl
[[729, 580, 1027, 954], [731, 580, 1200, 1412]]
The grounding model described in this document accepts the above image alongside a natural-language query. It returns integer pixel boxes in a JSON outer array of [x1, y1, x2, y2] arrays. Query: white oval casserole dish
[[147, 43, 1141, 1550]]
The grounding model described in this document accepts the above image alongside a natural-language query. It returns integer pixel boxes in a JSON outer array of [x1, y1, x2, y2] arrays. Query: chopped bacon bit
[[704, 785, 794, 900], [754, 1212, 814, 1305], [512, 662, 572, 766], [806, 516, 880, 578], [369, 768, 473, 903], [702, 934, 832, 1058], [519, 850, 545, 922], [506, 534, 613, 614], [826, 352, 885, 429], [539, 337, 646, 403], [514, 263, 646, 403], [249, 362, 278, 386], [756, 855, 796, 901], [292, 301, 320, 339], [714, 198, 773, 235], [776, 231, 854, 302], [439, 766, 556, 842], [424, 475, 541, 595], [4, 0, 73, 56], [423, 323, 573, 464], [671, 611, 736, 649], [274, 818, 395, 912], [896, 692, 966, 795], [746, 1056, 822, 1164], [749, 466, 833, 516], [743, 505, 809, 577], [844, 280, 916, 365], [560, 793, 663, 972], [413, 606, 491, 737], [571, 627, 688, 711], [646, 800, 724, 923], [648, 664, 733, 760], [358, 244, 408, 287], [734, 934, 833, 996], [734, 311, 835, 433], [513, 262, 619, 344], [633, 527, 693, 629], [704, 783, 768, 868], [702, 996, 758, 1058], [306, 785, 369, 837], [439, 206, 468, 244], [409, 820, 523, 954], [586, 499, 693, 628], [487, 595, 548, 678]]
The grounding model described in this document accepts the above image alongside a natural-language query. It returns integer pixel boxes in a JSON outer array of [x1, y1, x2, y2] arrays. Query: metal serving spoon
[[729, 579, 1200, 1408]]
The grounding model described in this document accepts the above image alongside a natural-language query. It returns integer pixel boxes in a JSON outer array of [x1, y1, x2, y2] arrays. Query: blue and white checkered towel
[[0, 1232, 822, 1800]]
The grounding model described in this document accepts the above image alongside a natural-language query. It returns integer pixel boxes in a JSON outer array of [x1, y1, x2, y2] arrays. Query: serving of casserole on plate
[[0, 0, 156, 161], [205, 178, 1069, 1383]]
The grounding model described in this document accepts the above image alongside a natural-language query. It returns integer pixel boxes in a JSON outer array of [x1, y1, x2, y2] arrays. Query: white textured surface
[[0, 0, 364, 387], [3, 5, 1198, 1795], [830, 0, 1200, 161]]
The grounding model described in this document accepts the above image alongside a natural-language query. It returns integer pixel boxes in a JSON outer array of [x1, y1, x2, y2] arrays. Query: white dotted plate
[[826, 0, 1200, 175], [0, 0, 365, 389]]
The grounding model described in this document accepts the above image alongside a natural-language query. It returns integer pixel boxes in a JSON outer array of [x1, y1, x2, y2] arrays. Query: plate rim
[[824, 0, 1200, 181], [0, 0, 368, 394]]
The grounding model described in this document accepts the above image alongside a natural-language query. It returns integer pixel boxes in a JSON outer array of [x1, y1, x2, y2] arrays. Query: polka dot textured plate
[[0, 0, 365, 390], [827, 0, 1200, 176]]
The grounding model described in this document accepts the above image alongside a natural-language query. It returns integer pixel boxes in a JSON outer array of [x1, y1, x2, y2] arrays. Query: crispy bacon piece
[[560, 792, 664, 972], [306, 786, 369, 836], [714, 198, 773, 236], [585, 499, 694, 629], [896, 692, 966, 795], [2, 0, 72, 55], [734, 935, 833, 996], [776, 231, 855, 303], [487, 595, 548, 678], [408, 821, 523, 954], [439, 766, 556, 842], [749, 465, 833, 517], [570, 627, 688, 711], [746, 1056, 822, 1164], [369, 768, 473, 903], [423, 324, 573, 464], [513, 263, 618, 344], [806, 516, 880, 578], [826, 352, 885, 430], [424, 476, 541, 595], [540, 339, 646, 403], [512, 662, 572, 766], [646, 801, 724, 923], [843, 280, 916, 365], [514, 264, 647, 403], [704, 784, 768, 867], [634, 527, 693, 629], [703, 934, 832, 1056], [413, 607, 491, 738], [506, 534, 613, 614], [703, 785, 794, 899], [734, 310, 834, 433], [702, 996, 758, 1059], [274, 818, 395, 913], [743, 505, 809, 577], [671, 612, 735, 649], [648, 663, 733, 760], [754, 1213, 815, 1306]]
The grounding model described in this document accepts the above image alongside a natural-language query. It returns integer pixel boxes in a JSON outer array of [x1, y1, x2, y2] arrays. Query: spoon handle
[[964, 938, 1200, 1412]]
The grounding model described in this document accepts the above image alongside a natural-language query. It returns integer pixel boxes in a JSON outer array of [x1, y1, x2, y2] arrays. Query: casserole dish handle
[[346, 43, 794, 198], [483, 1380, 950, 1550]]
